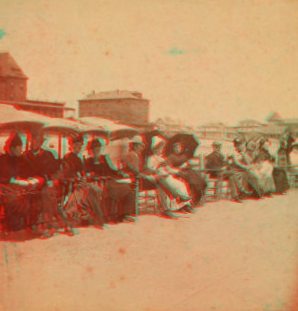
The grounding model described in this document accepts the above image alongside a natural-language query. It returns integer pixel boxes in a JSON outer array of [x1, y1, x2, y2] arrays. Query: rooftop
[[0, 52, 28, 79], [80, 90, 148, 101]]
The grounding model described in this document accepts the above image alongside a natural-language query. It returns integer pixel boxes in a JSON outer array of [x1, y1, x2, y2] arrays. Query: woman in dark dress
[[85, 138, 136, 223], [0, 133, 58, 233], [62, 135, 105, 227]]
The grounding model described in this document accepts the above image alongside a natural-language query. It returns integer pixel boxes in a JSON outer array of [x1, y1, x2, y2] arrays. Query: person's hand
[[17, 180, 30, 187], [46, 181, 54, 188], [145, 175, 156, 183]]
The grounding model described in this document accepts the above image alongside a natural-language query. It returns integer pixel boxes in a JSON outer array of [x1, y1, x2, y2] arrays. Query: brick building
[[0, 52, 28, 102], [0, 52, 74, 118], [78, 90, 149, 125]]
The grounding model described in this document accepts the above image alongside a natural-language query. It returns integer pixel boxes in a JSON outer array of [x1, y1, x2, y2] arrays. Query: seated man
[[205, 141, 243, 202], [85, 138, 136, 223], [122, 135, 176, 218]]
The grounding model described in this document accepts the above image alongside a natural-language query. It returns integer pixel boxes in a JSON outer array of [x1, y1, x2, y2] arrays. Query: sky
[[0, 0, 298, 126]]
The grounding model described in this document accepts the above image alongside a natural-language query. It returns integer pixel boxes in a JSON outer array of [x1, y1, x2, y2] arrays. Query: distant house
[[153, 117, 186, 137], [0, 52, 74, 118], [234, 119, 262, 133], [78, 90, 149, 125]]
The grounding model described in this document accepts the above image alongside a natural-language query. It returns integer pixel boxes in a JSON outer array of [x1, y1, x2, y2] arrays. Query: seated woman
[[0, 133, 58, 233], [85, 138, 136, 223], [251, 138, 276, 196], [255, 138, 289, 194], [146, 137, 194, 213], [167, 142, 207, 206], [62, 135, 105, 227], [228, 138, 263, 198]]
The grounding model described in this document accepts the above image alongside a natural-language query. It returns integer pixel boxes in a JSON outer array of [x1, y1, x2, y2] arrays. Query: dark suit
[[85, 155, 136, 218], [205, 150, 240, 198]]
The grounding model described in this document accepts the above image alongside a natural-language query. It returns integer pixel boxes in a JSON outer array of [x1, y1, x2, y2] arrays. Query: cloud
[[0, 29, 6, 39]]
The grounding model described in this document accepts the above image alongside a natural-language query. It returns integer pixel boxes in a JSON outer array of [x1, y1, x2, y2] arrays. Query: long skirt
[[158, 174, 192, 209], [63, 182, 105, 226], [0, 184, 58, 232], [104, 180, 136, 218], [180, 169, 207, 205], [250, 161, 275, 194], [273, 167, 289, 193]]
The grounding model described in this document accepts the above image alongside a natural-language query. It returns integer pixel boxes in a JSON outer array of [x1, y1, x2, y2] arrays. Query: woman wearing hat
[[0, 132, 59, 234], [85, 138, 136, 223], [167, 141, 207, 206], [254, 138, 289, 194], [146, 136, 194, 213], [62, 135, 105, 227], [228, 137, 263, 198]]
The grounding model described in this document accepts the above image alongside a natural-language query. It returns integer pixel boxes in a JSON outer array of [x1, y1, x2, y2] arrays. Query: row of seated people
[[0, 133, 208, 237], [205, 137, 291, 202], [0, 131, 293, 238]]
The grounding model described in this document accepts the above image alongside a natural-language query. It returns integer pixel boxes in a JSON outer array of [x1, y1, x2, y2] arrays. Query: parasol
[[165, 133, 200, 159]]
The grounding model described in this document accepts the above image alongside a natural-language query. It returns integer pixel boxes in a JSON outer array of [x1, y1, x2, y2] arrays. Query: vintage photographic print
[[1, 0, 298, 310]]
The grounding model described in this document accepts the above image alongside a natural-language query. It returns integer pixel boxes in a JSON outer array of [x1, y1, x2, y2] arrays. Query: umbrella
[[165, 133, 200, 159], [110, 128, 140, 141]]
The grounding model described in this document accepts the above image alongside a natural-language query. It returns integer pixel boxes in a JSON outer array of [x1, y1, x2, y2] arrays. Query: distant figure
[[289, 143, 298, 169]]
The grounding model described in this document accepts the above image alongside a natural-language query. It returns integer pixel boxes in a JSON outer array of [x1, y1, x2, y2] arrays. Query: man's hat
[[233, 137, 245, 146], [212, 141, 222, 147], [131, 135, 145, 145], [89, 138, 102, 150]]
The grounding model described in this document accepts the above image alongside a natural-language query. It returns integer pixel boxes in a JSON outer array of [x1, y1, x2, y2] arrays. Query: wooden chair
[[189, 155, 231, 203]]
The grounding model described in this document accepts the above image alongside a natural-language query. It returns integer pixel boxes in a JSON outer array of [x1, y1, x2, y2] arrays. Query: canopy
[[0, 103, 51, 132]]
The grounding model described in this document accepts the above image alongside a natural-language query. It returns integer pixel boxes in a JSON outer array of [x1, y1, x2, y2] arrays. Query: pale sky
[[1, 0, 298, 126]]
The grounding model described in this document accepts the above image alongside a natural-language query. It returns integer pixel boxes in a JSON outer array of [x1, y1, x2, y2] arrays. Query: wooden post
[[58, 134, 62, 159]]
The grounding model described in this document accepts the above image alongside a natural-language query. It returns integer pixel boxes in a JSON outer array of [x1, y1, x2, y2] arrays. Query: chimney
[[93, 90, 95, 95], [117, 89, 119, 95]]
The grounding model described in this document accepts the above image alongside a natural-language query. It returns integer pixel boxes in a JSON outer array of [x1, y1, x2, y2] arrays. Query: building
[[0, 52, 28, 102], [233, 119, 262, 134], [0, 52, 74, 118], [78, 90, 149, 125], [196, 122, 236, 141], [153, 117, 186, 137]]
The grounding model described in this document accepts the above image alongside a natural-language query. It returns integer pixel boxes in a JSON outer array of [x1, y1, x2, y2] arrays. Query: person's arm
[[231, 153, 250, 170]]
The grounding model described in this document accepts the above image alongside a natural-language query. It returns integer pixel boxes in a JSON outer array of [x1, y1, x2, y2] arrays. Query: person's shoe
[[231, 196, 243, 203], [162, 211, 177, 219], [122, 216, 137, 223]]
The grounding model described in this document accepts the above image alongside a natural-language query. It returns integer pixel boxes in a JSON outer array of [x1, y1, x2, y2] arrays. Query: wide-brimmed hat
[[246, 141, 256, 151], [151, 136, 166, 150], [71, 135, 84, 145], [131, 135, 145, 145]]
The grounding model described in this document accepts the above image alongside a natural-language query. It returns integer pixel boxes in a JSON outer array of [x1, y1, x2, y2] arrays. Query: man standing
[[205, 141, 243, 202], [122, 136, 176, 218]]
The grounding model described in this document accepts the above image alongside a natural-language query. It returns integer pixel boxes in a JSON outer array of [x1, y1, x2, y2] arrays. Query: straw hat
[[131, 135, 145, 145], [151, 136, 166, 150], [212, 141, 222, 147]]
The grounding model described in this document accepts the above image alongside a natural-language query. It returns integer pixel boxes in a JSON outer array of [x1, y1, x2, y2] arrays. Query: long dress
[[167, 152, 207, 205], [85, 155, 136, 218], [62, 152, 105, 225], [0, 153, 58, 232], [147, 154, 191, 210]]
